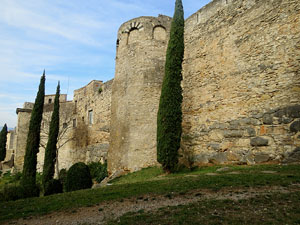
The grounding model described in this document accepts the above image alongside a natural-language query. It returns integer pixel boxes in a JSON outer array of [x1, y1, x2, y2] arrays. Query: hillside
[[1, 164, 300, 224]]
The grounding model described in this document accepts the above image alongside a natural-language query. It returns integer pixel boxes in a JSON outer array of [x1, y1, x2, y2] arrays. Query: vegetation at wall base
[[157, 0, 184, 173], [65, 162, 92, 192], [21, 71, 45, 196], [0, 124, 8, 161], [88, 161, 108, 183], [44, 179, 63, 196], [43, 83, 60, 195]]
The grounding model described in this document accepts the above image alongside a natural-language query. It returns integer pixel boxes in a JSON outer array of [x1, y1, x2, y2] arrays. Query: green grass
[[107, 191, 300, 225], [1, 164, 300, 222]]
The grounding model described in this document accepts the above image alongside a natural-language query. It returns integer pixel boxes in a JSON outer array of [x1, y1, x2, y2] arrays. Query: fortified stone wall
[[71, 79, 112, 166], [108, 15, 172, 173], [181, 0, 300, 165], [13, 79, 112, 172], [108, 0, 300, 173]]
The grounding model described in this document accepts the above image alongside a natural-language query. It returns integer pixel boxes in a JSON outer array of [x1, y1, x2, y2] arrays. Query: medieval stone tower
[[108, 15, 172, 173]]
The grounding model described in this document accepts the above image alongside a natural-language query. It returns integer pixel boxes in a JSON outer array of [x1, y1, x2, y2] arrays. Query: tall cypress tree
[[157, 0, 184, 173], [43, 82, 60, 195], [0, 124, 8, 161], [21, 71, 45, 195]]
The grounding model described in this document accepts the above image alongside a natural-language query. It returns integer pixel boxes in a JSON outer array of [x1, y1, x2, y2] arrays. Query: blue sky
[[0, 0, 211, 128]]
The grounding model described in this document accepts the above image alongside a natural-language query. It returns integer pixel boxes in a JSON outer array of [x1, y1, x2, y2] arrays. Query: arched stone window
[[153, 26, 166, 41], [123, 22, 143, 45], [128, 28, 139, 44]]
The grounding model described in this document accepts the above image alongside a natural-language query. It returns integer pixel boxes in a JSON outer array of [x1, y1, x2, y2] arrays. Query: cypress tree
[[21, 71, 45, 195], [0, 124, 8, 161], [157, 0, 184, 173], [43, 82, 60, 195]]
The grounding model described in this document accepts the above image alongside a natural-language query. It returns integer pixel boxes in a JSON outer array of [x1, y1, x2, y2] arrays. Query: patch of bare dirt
[[5, 184, 300, 225]]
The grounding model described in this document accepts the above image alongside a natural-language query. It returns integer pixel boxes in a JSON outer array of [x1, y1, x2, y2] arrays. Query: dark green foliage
[[43, 83, 60, 195], [44, 179, 63, 196], [65, 162, 92, 192], [59, 168, 67, 187], [21, 71, 45, 195], [2, 183, 39, 201], [88, 161, 108, 183], [157, 0, 184, 173], [0, 124, 8, 161]]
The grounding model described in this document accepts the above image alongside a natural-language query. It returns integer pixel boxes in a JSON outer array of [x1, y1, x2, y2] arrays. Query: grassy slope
[[1, 164, 300, 222], [107, 192, 300, 225]]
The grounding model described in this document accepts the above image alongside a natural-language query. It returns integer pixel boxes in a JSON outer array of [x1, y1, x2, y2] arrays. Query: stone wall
[[108, 15, 172, 173], [71, 79, 112, 167], [181, 0, 300, 166], [14, 79, 112, 172]]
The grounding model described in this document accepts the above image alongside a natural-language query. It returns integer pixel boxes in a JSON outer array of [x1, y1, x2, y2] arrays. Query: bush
[[59, 169, 67, 184], [44, 179, 63, 196], [21, 183, 40, 199], [88, 161, 108, 183], [65, 162, 92, 192], [1, 183, 39, 201], [2, 184, 22, 201]]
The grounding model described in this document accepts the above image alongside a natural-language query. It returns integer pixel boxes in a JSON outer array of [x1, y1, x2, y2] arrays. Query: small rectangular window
[[63, 122, 67, 128], [73, 119, 77, 128], [88, 110, 93, 125]]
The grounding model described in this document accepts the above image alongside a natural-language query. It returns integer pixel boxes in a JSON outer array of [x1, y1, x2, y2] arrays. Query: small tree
[[42, 82, 60, 195], [0, 124, 8, 161], [21, 71, 45, 196], [157, 0, 184, 173]]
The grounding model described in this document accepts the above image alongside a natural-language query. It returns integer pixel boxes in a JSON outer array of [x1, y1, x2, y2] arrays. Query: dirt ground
[[4, 184, 300, 225]]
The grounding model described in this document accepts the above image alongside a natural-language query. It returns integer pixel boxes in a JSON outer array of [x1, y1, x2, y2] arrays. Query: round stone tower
[[108, 15, 172, 174]]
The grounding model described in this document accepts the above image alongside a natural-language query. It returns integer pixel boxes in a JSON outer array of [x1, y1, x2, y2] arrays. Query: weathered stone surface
[[263, 114, 273, 125], [207, 143, 220, 151], [290, 121, 300, 133], [246, 127, 256, 137], [223, 130, 244, 138], [283, 147, 300, 163], [254, 153, 270, 163], [194, 154, 209, 164], [209, 153, 227, 164], [181, 0, 300, 166], [250, 137, 269, 147]]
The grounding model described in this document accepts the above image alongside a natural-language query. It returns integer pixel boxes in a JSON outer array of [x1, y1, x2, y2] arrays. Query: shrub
[[65, 162, 92, 192], [44, 179, 62, 196], [21, 183, 40, 199], [1, 183, 39, 201], [59, 168, 67, 184], [88, 161, 108, 183]]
